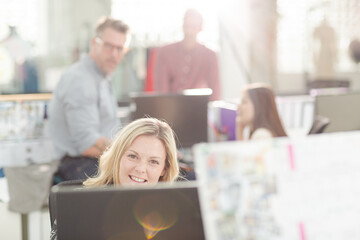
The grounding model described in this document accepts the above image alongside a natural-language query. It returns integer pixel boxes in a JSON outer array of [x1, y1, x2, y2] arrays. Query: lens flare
[[134, 194, 178, 239]]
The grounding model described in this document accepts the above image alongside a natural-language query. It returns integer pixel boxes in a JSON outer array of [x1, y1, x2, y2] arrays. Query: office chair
[[308, 115, 330, 135]]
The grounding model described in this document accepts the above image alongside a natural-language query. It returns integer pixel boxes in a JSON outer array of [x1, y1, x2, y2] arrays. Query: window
[[277, 0, 360, 74]]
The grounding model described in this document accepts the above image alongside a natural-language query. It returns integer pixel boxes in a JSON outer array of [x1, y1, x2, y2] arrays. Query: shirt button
[[183, 66, 190, 74]]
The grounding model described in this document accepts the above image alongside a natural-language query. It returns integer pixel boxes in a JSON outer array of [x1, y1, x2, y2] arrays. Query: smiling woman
[[83, 117, 180, 187], [119, 135, 167, 186], [50, 118, 181, 240]]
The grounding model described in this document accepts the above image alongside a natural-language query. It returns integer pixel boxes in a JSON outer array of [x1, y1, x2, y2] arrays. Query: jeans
[[57, 156, 98, 182]]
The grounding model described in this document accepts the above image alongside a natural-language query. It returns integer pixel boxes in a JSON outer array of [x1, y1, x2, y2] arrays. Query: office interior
[[1, 0, 360, 239]]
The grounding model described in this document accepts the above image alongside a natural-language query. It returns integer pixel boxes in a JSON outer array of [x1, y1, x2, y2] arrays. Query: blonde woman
[[84, 117, 180, 186], [50, 118, 180, 239]]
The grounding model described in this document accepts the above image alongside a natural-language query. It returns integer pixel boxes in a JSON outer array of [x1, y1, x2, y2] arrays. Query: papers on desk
[[194, 131, 360, 240]]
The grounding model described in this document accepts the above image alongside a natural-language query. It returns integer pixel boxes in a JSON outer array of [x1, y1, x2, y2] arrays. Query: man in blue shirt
[[49, 17, 130, 181]]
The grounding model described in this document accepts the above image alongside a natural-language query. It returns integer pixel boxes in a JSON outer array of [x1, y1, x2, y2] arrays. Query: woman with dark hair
[[236, 83, 287, 140]]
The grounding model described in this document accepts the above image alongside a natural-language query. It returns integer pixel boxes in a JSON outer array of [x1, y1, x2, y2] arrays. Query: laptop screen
[[315, 92, 360, 133], [129, 91, 210, 149], [53, 183, 205, 240]]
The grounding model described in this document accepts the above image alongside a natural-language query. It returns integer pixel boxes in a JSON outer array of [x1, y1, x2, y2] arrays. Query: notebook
[[52, 182, 205, 240]]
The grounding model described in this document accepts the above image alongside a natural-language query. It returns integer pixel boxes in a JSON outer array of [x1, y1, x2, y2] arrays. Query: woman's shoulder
[[251, 128, 273, 140]]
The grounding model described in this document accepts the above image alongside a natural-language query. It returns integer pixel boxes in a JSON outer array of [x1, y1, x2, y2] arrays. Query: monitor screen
[[130, 92, 210, 148], [314, 92, 360, 133], [54, 183, 205, 240]]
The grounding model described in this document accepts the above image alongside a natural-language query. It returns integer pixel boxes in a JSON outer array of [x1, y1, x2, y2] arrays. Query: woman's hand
[[235, 116, 246, 140]]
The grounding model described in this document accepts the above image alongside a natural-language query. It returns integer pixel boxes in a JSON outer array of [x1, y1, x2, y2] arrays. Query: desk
[[0, 138, 57, 240], [0, 93, 52, 102], [0, 94, 55, 239], [0, 139, 55, 167]]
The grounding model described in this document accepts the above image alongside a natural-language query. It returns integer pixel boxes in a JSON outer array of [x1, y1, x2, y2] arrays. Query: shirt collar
[[82, 54, 110, 80]]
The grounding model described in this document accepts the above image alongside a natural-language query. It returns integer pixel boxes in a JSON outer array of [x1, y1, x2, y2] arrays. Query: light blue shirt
[[49, 55, 120, 160]]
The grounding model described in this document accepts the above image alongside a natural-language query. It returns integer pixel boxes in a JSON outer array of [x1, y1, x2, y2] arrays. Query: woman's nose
[[134, 160, 146, 173]]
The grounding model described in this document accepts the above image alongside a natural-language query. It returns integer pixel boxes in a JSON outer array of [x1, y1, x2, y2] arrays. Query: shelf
[[0, 94, 52, 102]]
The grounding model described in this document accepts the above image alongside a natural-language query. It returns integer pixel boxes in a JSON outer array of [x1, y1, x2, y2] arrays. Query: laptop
[[52, 182, 205, 240], [314, 92, 360, 133], [129, 91, 210, 149]]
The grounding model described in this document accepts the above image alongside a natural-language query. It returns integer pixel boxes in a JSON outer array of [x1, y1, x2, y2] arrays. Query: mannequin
[[1, 26, 38, 93], [313, 18, 337, 78]]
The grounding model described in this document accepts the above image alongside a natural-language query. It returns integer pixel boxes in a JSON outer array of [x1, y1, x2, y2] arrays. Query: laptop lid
[[314, 92, 360, 133], [129, 91, 210, 148], [53, 182, 205, 240]]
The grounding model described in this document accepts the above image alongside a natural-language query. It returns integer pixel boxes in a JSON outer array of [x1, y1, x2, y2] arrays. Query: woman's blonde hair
[[83, 118, 179, 187]]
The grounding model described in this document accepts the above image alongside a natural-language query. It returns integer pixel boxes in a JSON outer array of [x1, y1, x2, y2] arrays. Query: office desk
[[0, 94, 55, 239], [0, 138, 55, 167], [0, 138, 57, 240]]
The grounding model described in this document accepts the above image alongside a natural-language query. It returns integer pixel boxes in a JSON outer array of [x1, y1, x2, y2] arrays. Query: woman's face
[[237, 91, 255, 126], [119, 135, 166, 186]]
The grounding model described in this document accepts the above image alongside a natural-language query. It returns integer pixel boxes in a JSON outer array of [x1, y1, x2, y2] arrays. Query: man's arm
[[207, 51, 221, 100], [82, 137, 111, 158], [63, 74, 105, 157]]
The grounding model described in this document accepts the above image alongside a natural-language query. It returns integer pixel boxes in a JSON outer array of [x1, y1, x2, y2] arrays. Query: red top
[[153, 41, 221, 100]]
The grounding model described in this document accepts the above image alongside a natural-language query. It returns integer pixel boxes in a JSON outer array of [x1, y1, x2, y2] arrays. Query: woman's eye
[[128, 154, 137, 159], [150, 160, 159, 165]]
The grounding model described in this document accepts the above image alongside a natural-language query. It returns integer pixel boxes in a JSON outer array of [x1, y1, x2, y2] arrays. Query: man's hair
[[95, 16, 129, 37]]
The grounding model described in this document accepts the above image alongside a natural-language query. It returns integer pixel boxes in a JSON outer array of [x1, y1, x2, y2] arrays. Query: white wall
[[47, 0, 111, 65], [218, 0, 250, 100]]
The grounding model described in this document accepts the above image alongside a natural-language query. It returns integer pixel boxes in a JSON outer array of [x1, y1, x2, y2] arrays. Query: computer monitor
[[129, 91, 210, 148], [314, 92, 360, 133], [53, 183, 205, 240]]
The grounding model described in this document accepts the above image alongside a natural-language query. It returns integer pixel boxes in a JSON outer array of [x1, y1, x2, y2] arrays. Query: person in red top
[[153, 8, 221, 100]]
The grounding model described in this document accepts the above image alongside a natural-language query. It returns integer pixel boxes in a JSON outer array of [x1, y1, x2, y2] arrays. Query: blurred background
[[2, 1, 360, 239], [0, 0, 359, 100]]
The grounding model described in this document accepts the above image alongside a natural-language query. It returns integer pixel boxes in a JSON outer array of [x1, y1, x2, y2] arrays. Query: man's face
[[183, 11, 203, 39], [91, 28, 128, 75]]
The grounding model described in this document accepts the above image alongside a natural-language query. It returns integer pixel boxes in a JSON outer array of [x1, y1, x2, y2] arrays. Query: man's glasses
[[95, 37, 127, 54]]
